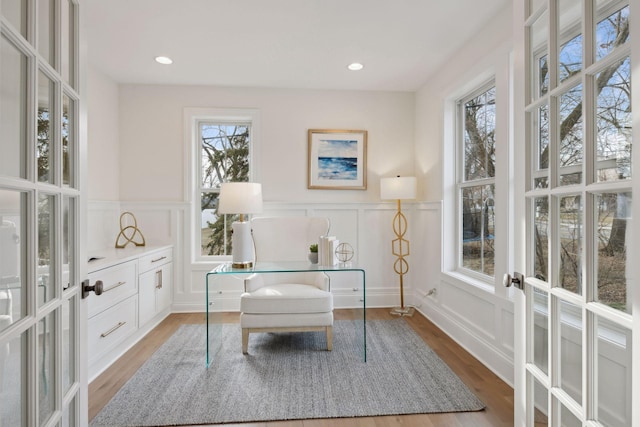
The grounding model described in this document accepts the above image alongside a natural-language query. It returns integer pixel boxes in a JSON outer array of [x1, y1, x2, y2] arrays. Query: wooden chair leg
[[242, 329, 249, 354], [326, 326, 333, 351]]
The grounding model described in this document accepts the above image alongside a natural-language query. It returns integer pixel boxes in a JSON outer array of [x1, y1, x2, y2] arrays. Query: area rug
[[90, 319, 485, 426]]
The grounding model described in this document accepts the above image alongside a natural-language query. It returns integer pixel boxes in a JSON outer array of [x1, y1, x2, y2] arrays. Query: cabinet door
[[138, 269, 156, 326], [156, 263, 172, 313]]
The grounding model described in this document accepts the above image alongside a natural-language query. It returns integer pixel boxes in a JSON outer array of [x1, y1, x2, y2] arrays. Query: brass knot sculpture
[[115, 212, 146, 248]]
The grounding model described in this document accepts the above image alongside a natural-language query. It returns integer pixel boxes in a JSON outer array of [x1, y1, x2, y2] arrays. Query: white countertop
[[88, 245, 172, 273]]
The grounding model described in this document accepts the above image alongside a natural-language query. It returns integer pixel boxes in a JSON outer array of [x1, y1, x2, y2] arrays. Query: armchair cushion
[[240, 283, 333, 314]]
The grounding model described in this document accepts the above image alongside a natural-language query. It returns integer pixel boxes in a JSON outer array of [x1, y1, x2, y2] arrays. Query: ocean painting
[[317, 139, 358, 180]]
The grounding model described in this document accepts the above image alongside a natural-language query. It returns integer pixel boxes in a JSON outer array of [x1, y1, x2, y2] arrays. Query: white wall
[[87, 66, 120, 201], [117, 85, 415, 203], [413, 4, 515, 386]]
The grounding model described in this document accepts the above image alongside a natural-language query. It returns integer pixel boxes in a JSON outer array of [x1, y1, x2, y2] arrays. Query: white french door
[[0, 1, 87, 426], [513, 0, 638, 425]]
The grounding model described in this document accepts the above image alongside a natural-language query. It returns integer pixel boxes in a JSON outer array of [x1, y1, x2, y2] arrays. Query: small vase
[[308, 252, 318, 264]]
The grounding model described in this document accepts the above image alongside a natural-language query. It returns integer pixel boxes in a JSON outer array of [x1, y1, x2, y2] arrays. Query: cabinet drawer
[[88, 296, 137, 363], [87, 260, 137, 317], [138, 247, 173, 273]]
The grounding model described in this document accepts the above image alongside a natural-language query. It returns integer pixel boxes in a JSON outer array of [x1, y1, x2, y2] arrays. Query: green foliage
[[309, 243, 318, 253]]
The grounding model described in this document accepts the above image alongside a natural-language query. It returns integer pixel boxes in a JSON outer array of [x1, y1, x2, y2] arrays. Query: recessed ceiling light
[[347, 62, 364, 71], [155, 56, 173, 65]]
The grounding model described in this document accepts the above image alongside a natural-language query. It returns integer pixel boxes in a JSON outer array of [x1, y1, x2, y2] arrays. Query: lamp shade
[[380, 176, 417, 200], [217, 182, 263, 214]]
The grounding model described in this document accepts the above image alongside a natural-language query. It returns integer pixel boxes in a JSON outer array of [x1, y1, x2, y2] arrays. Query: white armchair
[[240, 216, 333, 354]]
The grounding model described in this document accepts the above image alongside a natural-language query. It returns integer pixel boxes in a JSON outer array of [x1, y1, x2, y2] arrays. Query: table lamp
[[217, 182, 263, 268], [380, 176, 417, 316]]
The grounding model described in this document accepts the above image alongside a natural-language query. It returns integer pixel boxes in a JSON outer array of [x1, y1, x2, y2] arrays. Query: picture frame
[[307, 129, 367, 190]]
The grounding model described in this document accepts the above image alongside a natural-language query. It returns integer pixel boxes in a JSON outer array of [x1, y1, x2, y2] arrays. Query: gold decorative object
[[115, 212, 146, 248]]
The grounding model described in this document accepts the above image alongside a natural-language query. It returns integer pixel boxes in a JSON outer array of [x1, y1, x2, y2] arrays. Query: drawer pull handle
[[104, 281, 126, 293], [100, 321, 126, 338], [151, 256, 167, 263], [155, 270, 163, 289]]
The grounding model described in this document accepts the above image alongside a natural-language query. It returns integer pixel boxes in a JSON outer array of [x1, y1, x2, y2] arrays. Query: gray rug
[[90, 319, 485, 426]]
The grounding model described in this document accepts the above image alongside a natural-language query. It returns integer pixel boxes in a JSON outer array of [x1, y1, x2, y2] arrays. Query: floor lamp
[[380, 176, 417, 317], [217, 182, 263, 268]]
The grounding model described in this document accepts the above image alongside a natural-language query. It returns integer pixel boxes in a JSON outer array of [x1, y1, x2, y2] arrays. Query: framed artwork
[[307, 129, 367, 190]]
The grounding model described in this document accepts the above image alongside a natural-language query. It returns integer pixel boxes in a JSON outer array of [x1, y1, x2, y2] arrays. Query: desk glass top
[[209, 261, 364, 275]]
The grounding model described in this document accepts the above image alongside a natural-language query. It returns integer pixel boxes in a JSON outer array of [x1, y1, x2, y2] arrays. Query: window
[[189, 109, 259, 260], [457, 82, 496, 278]]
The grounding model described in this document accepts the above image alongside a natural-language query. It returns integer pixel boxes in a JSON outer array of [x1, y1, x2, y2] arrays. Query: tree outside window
[[199, 122, 250, 256], [459, 83, 496, 278]]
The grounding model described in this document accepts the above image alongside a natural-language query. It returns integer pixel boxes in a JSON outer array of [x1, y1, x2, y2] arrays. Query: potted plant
[[308, 243, 318, 264]]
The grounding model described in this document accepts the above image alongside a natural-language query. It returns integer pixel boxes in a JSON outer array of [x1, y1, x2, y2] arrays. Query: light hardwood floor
[[89, 309, 514, 426]]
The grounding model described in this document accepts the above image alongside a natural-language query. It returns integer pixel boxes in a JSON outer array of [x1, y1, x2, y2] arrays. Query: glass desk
[[206, 261, 366, 366]]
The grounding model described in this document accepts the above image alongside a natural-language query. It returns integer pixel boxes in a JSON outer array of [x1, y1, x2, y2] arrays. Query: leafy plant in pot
[[308, 243, 318, 264]]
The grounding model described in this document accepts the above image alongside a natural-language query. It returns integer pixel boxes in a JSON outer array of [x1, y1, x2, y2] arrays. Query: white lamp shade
[[217, 182, 263, 214], [380, 176, 417, 200]]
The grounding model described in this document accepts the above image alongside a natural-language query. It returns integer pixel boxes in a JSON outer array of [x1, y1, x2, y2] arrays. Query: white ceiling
[[86, 0, 509, 92]]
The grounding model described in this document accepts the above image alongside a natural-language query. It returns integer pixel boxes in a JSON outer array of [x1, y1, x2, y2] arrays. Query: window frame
[[185, 108, 260, 263], [455, 79, 498, 283]]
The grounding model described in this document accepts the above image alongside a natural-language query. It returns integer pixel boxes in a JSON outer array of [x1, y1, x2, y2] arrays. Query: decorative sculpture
[[114, 212, 146, 248]]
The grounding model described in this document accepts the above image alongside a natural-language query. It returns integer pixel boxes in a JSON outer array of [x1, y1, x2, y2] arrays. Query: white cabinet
[[87, 245, 173, 381], [87, 259, 138, 369], [138, 247, 172, 326]]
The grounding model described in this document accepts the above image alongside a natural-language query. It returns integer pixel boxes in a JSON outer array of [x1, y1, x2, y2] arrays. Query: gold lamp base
[[390, 306, 415, 317], [232, 261, 254, 269]]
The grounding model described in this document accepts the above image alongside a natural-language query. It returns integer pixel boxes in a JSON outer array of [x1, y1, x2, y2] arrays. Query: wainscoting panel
[[440, 281, 496, 341]]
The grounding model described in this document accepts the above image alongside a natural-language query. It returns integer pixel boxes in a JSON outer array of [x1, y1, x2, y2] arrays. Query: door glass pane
[[595, 4, 630, 61], [63, 94, 74, 186], [534, 104, 550, 189], [529, 373, 548, 425], [531, 288, 549, 375], [38, 194, 55, 306], [596, 315, 631, 427], [559, 195, 582, 294], [531, 10, 549, 100], [63, 196, 75, 290], [559, 84, 583, 185], [1, 0, 27, 38], [558, 0, 582, 83], [596, 192, 630, 313], [596, 56, 631, 182], [558, 401, 581, 427], [62, 296, 75, 393], [0, 190, 27, 327], [0, 332, 25, 425], [37, 0, 55, 66], [0, 35, 28, 179], [530, 0, 545, 18], [39, 310, 56, 425], [62, 395, 76, 427], [534, 197, 549, 281], [461, 185, 495, 276], [559, 299, 582, 404], [38, 70, 55, 184], [61, 0, 75, 85]]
